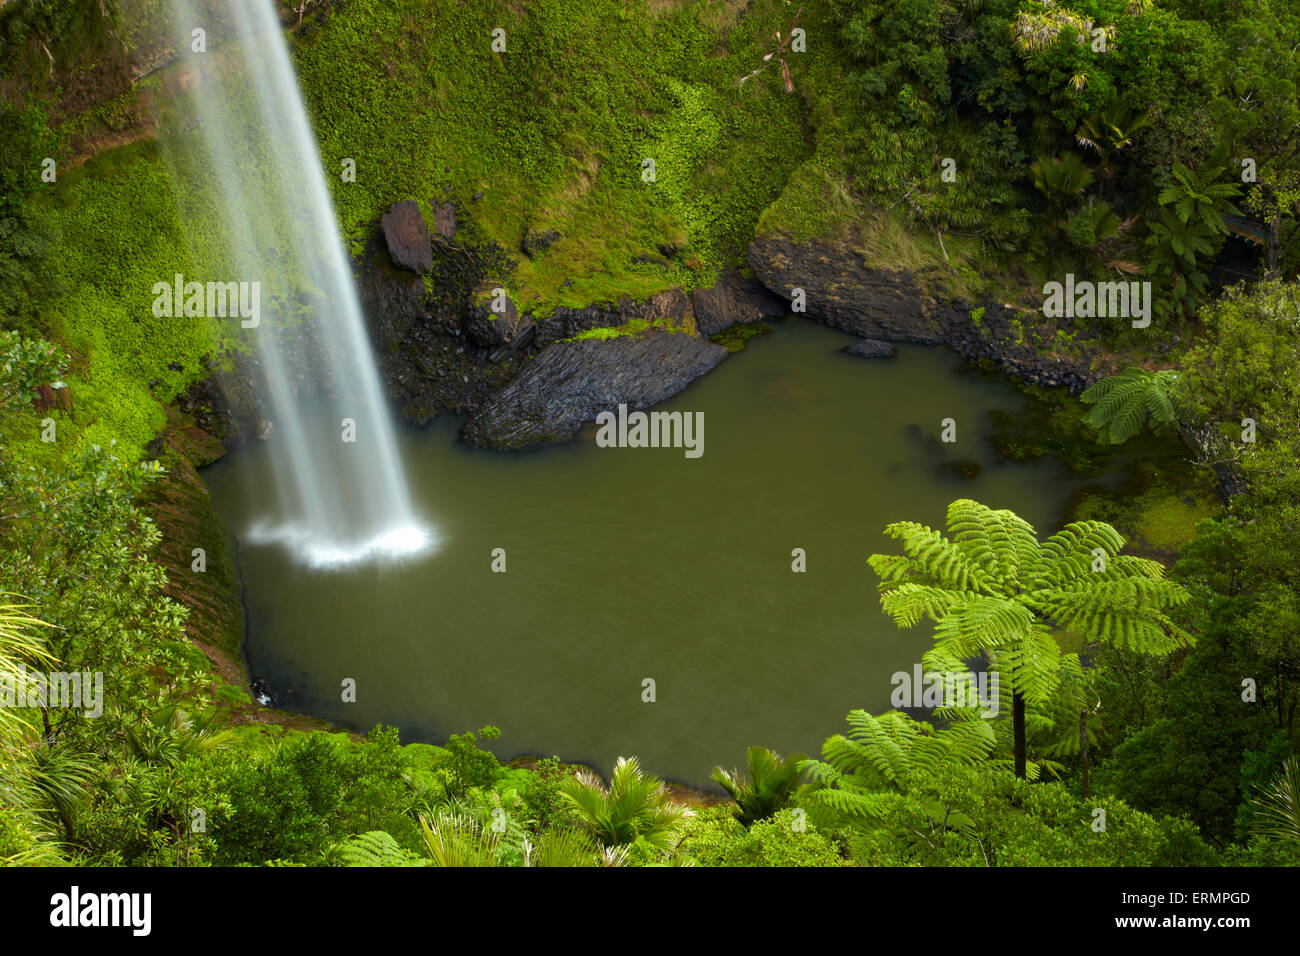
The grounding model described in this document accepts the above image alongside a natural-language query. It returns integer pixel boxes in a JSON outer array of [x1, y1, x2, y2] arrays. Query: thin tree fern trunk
[[1080, 708, 1090, 799], [1013, 692, 1026, 779]]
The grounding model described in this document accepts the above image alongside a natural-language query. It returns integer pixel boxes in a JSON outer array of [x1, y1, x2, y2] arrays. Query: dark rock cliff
[[461, 333, 728, 450], [747, 234, 1101, 392]]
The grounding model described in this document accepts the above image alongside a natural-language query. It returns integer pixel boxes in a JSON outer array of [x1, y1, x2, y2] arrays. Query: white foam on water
[[246, 519, 438, 571]]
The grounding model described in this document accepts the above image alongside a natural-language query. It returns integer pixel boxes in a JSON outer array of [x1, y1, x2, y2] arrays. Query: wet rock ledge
[[462, 333, 728, 450], [747, 234, 1100, 392], [350, 199, 1102, 457], [356, 198, 782, 450]]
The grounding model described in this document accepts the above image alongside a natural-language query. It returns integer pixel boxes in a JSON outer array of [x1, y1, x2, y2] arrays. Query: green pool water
[[204, 318, 1099, 785]]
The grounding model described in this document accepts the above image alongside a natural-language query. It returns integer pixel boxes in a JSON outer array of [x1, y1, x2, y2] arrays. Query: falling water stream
[[163, 0, 430, 568]]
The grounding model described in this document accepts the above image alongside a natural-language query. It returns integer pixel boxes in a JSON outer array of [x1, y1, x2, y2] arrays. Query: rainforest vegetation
[[2, 0, 1299, 867]]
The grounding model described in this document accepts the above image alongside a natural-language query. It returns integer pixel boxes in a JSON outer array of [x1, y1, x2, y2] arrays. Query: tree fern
[[869, 499, 1190, 777], [801, 710, 995, 821], [1080, 367, 1180, 443]]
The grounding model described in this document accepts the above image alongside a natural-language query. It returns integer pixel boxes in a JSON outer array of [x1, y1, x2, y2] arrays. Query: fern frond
[[909, 720, 997, 774], [1031, 520, 1125, 587], [1038, 577, 1191, 652], [871, 520, 996, 593], [805, 785, 908, 820], [336, 830, 417, 867], [1080, 368, 1179, 443], [947, 499, 1040, 589], [994, 625, 1063, 703], [930, 594, 1036, 659]]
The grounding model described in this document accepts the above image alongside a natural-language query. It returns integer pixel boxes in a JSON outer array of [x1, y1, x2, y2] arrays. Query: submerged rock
[[941, 459, 983, 480], [381, 200, 434, 274], [462, 332, 727, 449], [401, 396, 440, 426], [845, 338, 897, 359]]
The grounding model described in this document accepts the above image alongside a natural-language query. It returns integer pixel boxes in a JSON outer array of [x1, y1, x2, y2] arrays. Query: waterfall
[[161, 0, 432, 568]]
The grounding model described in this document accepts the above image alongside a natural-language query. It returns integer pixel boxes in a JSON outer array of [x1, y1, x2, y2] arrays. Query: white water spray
[[163, 0, 432, 568]]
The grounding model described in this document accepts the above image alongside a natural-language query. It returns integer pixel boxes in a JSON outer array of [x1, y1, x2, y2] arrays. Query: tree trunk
[[1013, 691, 1027, 779], [1267, 216, 1282, 277], [1079, 708, 1090, 798]]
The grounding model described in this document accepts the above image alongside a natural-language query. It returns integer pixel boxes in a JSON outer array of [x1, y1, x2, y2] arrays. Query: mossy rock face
[[1133, 494, 1220, 552], [521, 228, 561, 258], [465, 282, 531, 347], [1070, 465, 1221, 563], [431, 200, 457, 240], [400, 396, 441, 426], [143, 410, 245, 678]]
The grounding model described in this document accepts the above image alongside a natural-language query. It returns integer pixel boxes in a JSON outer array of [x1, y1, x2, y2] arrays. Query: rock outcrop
[[748, 234, 1098, 392], [530, 287, 697, 348], [748, 235, 965, 343], [431, 200, 457, 240], [689, 269, 789, 336], [381, 200, 434, 274], [356, 232, 512, 423], [464, 283, 532, 349], [462, 333, 727, 449], [521, 228, 561, 257]]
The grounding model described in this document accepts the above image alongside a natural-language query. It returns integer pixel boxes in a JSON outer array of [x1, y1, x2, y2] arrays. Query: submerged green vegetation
[[2, 0, 1299, 866]]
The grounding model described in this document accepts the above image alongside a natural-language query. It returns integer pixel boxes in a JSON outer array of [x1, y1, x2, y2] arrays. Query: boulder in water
[[845, 339, 897, 359], [462, 332, 727, 449], [251, 679, 274, 707]]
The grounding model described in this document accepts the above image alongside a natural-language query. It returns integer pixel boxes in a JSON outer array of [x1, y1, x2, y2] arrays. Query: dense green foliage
[[753, 0, 1299, 329], [289, 0, 813, 312], [0, 102, 56, 337]]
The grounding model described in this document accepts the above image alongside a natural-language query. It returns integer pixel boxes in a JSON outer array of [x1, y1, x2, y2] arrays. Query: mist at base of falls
[[157, 0, 431, 569]]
